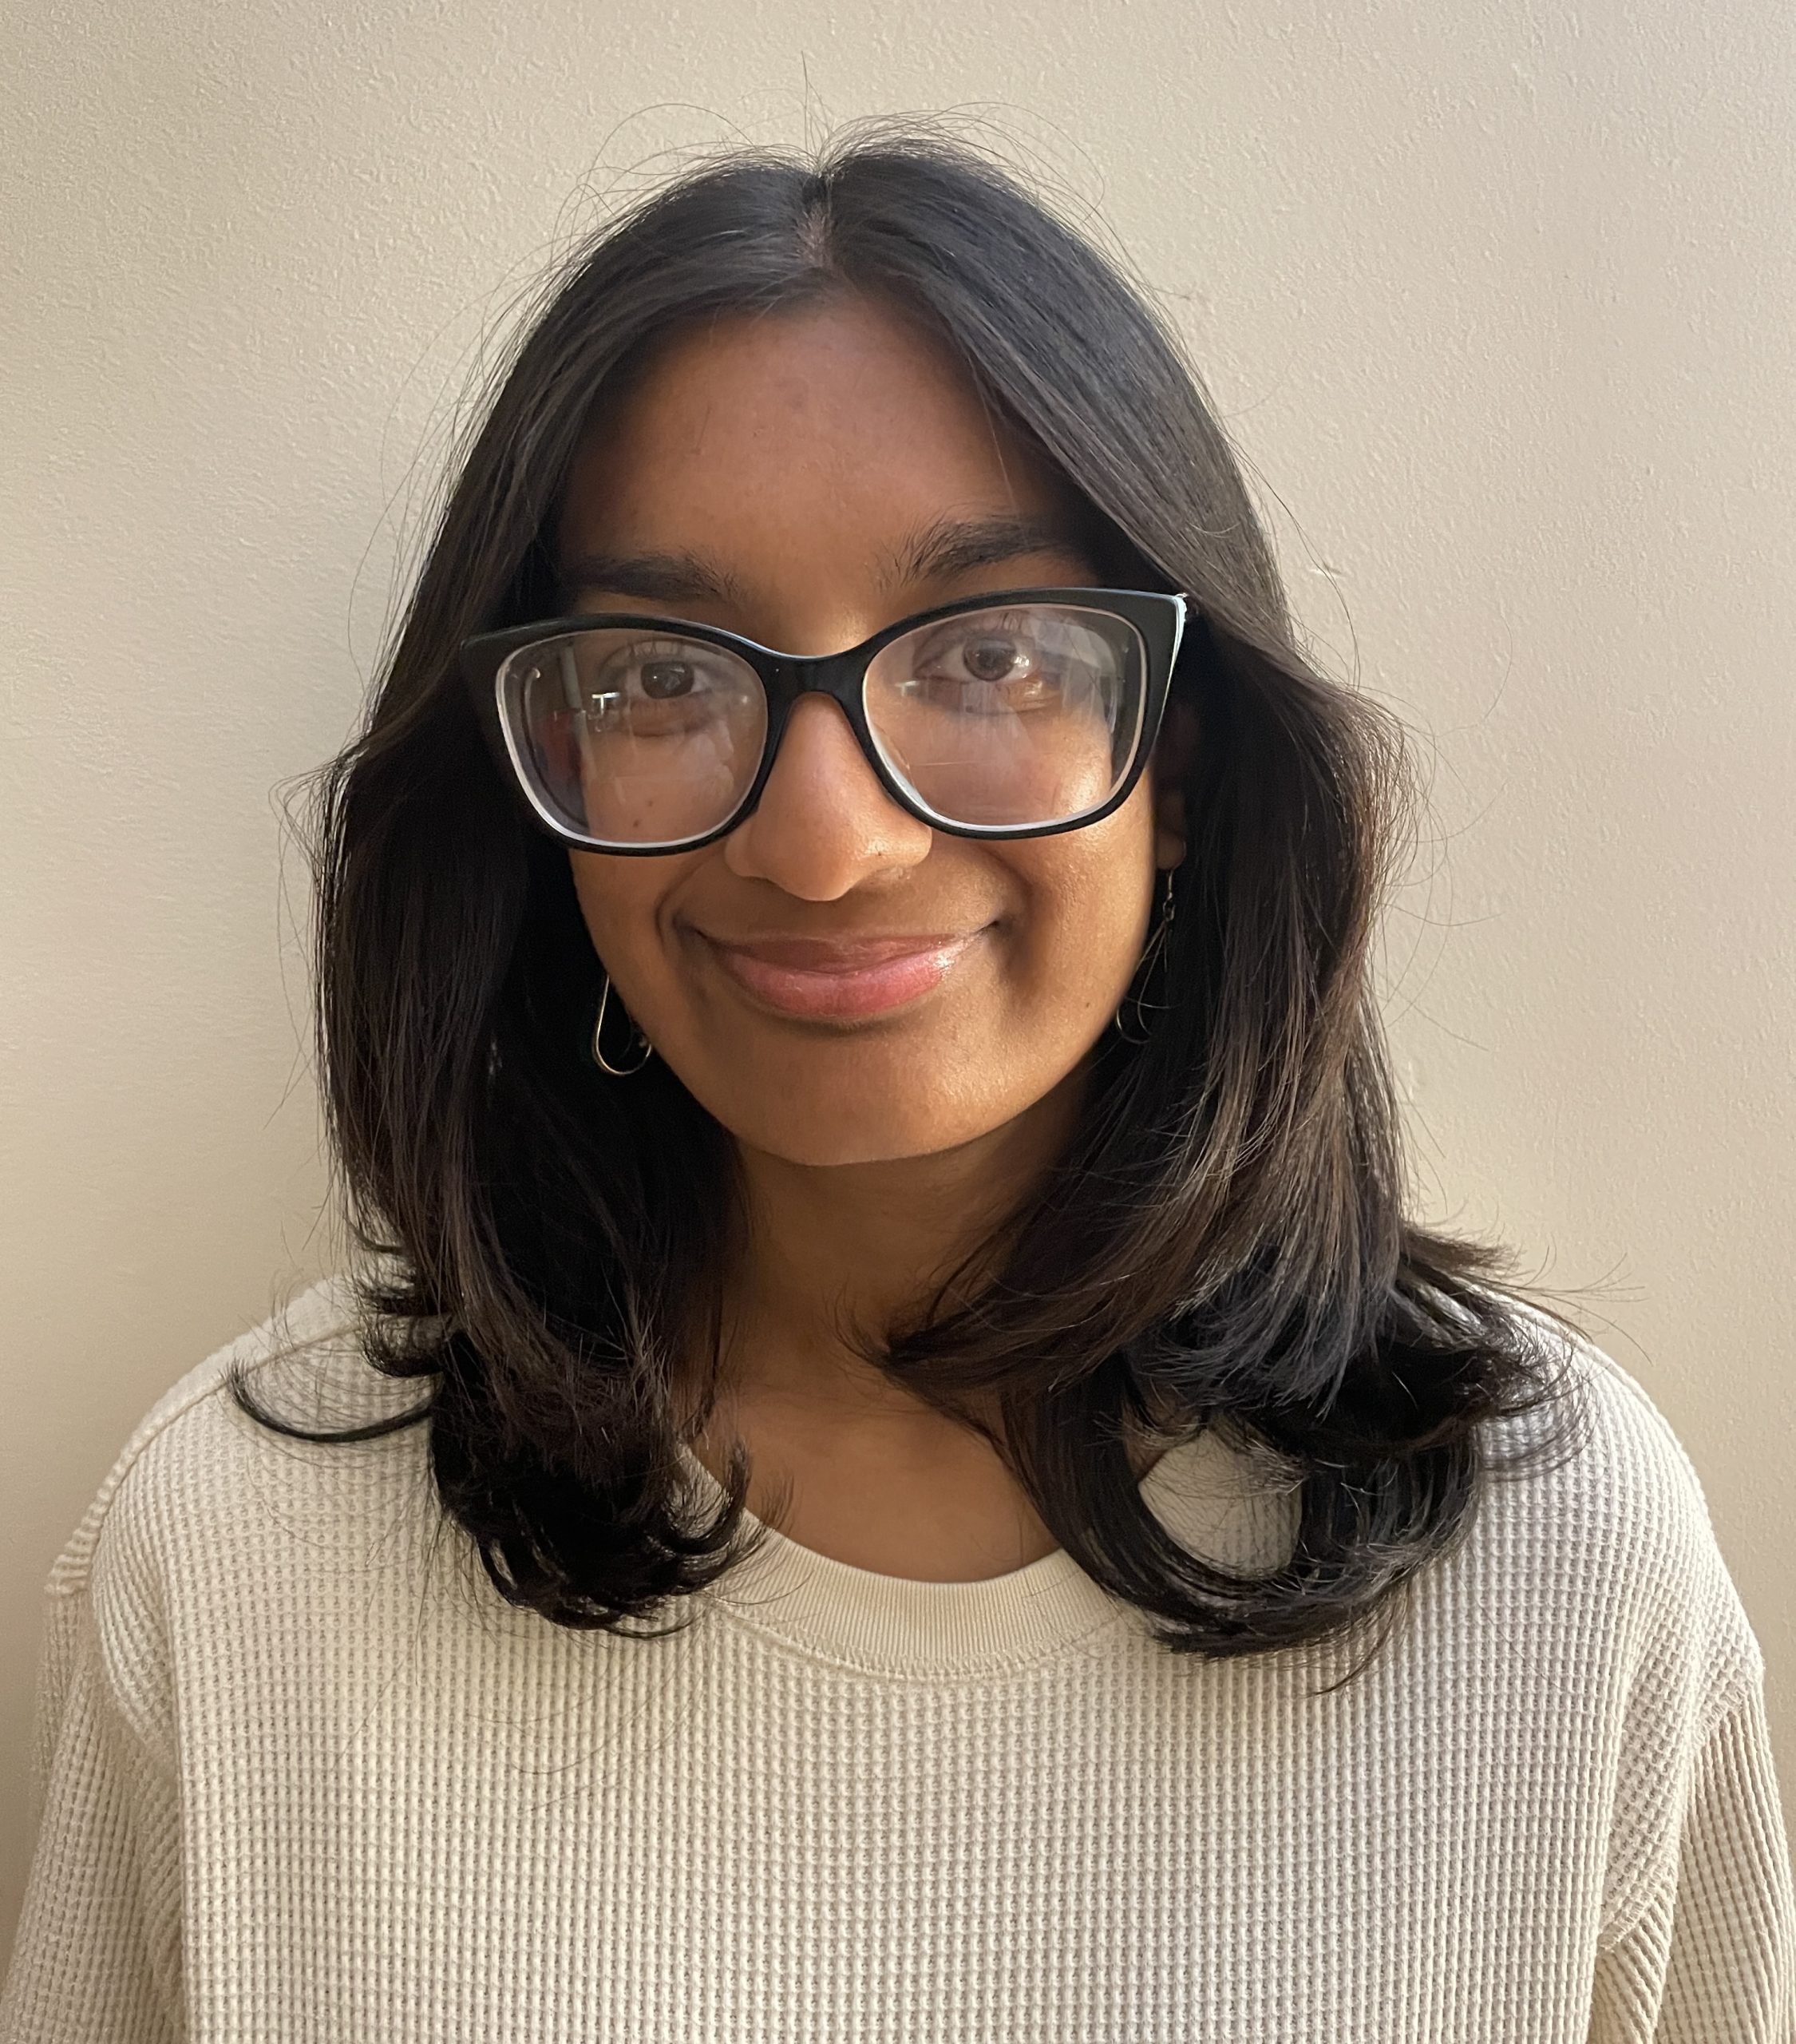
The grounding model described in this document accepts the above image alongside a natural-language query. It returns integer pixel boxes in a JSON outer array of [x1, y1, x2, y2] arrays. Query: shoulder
[[48, 1273, 429, 1606], [1470, 1296, 1764, 1726]]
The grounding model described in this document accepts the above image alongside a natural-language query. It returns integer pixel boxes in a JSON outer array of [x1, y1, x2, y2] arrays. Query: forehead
[[554, 295, 1089, 597]]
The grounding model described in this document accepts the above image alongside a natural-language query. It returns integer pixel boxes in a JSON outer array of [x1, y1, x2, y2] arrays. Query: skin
[[556, 293, 1193, 1580]]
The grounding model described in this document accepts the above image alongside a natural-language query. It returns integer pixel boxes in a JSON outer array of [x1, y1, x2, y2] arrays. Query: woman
[[5, 127, 1790, 2042]]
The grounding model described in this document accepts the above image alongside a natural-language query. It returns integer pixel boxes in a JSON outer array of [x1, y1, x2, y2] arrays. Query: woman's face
[[556, 294, 1190, 1169]]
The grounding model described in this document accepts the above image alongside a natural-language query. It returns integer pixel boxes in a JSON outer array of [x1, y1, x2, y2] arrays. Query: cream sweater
[[2, 1276, 1791, 2042]]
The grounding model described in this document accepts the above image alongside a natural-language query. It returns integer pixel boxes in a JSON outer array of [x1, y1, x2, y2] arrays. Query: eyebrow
[[556, 548, 746, 607], [556, 511, 1096, 610], [877, 510, 1096, 589]]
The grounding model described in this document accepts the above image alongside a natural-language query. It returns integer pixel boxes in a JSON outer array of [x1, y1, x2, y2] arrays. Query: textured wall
[[5, 0, 1792, 1959]]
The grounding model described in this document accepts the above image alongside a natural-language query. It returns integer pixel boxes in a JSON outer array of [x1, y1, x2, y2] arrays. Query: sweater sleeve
[[1587, 1662, 1796, 2040], [0, 1518, 184, 2042]]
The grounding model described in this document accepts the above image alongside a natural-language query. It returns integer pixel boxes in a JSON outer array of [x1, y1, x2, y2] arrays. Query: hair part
[[236, 117, 1595, 1686]]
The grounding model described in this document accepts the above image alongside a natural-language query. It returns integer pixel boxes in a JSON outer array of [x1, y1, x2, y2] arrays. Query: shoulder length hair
[[238, 120, 1591, 1678]]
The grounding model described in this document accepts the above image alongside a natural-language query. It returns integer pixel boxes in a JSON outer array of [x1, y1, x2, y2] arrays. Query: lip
[[701, 929, 987, 1020]]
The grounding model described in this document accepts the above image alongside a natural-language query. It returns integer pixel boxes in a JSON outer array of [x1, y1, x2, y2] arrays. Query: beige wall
[[5, 0, 1792, 1960]]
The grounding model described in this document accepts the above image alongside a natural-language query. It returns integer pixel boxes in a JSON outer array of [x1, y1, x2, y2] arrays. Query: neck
[[711, 1064, 1089, 1428], [676, 1061, 1173, 1579]]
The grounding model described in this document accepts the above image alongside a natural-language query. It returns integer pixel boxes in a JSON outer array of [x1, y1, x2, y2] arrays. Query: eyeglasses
[[459, 584, 1189, 854]]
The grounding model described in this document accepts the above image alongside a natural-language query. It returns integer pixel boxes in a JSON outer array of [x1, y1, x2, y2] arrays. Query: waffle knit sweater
[[2, 1276, 1791, 2042]]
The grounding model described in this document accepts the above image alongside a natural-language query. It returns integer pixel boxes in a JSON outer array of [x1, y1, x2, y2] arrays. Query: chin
[[729, 1096, 1007, 1168], [690, 1046, 1019, 1167]]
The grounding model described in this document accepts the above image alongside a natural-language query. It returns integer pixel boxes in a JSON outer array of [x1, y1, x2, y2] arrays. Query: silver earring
[[1113, 865, 1178, 1045], [592, 972, 655, 1077]]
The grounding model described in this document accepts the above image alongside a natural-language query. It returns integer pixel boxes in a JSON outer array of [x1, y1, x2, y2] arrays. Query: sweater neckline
[[672, 1437, 1209, 1678]]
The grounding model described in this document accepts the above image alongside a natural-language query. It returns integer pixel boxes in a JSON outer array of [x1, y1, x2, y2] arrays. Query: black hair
[[235, 118, 1591, 1682]]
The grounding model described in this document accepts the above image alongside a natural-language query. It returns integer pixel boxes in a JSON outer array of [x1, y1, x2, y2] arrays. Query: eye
[[952, 631, 1033, 684], [639, 656, 700, 699], [901, 613, 1066, 708], [591, 637, 727, 703], [567, 640, 758, 734]]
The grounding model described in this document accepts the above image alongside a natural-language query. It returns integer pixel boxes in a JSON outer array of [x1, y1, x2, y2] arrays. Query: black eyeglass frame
[[458, 584, 1192, 854]]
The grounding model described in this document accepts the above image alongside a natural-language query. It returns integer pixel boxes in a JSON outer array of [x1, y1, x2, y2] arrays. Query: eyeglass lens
[[497, 600, 1148, 846]]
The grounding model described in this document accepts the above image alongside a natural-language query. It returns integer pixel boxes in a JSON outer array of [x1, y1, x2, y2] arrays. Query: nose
[[721, 691, 934, 899]]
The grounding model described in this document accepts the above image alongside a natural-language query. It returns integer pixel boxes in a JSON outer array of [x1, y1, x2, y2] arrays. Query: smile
[[700, 931, 987, 1020]]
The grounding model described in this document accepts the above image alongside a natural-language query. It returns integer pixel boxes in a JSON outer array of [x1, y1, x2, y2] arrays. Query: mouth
[[698, 929, 989, 1020]]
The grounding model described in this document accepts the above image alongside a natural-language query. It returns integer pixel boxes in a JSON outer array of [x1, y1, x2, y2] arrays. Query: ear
[[1150, 695, 1199, 870]]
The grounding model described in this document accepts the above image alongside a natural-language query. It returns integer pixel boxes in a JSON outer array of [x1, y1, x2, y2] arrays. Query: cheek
[[566, 851, 679, 993], [999, 779, 1159, 1010]]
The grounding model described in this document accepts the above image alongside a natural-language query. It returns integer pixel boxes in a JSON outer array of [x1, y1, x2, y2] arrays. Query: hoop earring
[[592, 972, 655, 1077], [1113, 864, 1179, 1045]]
